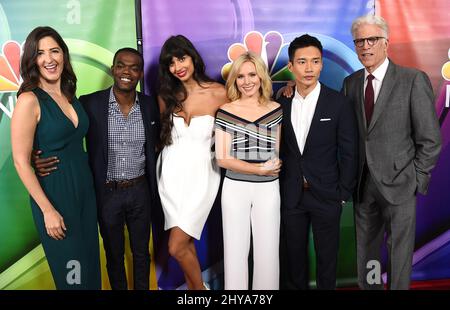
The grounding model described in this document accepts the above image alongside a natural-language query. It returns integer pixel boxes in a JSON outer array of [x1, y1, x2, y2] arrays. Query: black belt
[[105, 175, 146, 190]]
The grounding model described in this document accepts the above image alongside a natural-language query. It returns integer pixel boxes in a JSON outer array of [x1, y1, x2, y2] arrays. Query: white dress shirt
[[364, 57, 389, 104], [291, 82, 321, 154]]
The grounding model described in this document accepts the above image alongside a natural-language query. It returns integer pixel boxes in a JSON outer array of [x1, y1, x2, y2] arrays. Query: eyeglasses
[[353, 36, 386, 48]]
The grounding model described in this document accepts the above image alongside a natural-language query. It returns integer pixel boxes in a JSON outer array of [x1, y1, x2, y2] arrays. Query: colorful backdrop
[[0, 0, 449, 290], [142, 0, 371, 289], [377, 0, 450, 283], [0, 0, 146, 290]]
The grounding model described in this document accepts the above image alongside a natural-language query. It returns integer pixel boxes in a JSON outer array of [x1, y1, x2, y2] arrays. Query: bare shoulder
[[209, 82, 226, 92], [218, 101, 237, 113], [268, 100, 281, 110], [13, 91, 40, 122], [201, 82, 227, 112], [17, 91, 38, 104], [209, 82, 227, 101], [15, 91, 39, 113]]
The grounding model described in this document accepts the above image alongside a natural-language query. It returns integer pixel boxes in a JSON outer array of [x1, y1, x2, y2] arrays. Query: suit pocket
[[394, 151, 413, 171], [384, 151, 415, 185]]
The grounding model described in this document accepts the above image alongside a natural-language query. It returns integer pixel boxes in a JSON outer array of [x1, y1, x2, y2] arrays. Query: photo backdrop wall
[[0, 0, 143, 290], [0, 0, 448, 290]]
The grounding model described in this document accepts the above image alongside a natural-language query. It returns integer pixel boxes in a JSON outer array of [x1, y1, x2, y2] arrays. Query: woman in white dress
[[157, 35, 228, 290]]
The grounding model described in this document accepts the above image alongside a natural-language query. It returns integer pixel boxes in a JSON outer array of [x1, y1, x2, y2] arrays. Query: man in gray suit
[[342, 14, 442, 290]]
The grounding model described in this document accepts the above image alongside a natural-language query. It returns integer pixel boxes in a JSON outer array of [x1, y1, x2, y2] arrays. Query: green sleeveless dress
[[30, 88, 100, 289]]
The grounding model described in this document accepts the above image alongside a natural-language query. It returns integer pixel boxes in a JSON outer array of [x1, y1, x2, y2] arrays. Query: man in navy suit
[[34, 48, 160, 290], [277, 35, 358, 289]]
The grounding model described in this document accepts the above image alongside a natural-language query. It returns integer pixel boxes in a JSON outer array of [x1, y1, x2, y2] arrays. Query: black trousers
[[98, 177, 152, 290], [280, 190, 342, 290]]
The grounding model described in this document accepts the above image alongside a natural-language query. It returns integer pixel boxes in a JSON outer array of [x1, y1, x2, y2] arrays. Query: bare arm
[[11, 92, 66, 240]]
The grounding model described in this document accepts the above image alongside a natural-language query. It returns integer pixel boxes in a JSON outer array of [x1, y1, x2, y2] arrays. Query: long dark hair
[[17, 26, 77, 102], [158, 35, 214, 147]]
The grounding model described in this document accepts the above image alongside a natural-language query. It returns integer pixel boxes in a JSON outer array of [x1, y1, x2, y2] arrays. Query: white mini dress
[[157, 114, 220, 240]]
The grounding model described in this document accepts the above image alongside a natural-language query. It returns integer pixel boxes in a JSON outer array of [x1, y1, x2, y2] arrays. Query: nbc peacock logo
[[0, 40, 21, 118], [0, 40, 21, 92], [442, 48, 450, 81], [221, 31, 290, 84], [442, 48, 450, 108], [222, 31, 369, 93]]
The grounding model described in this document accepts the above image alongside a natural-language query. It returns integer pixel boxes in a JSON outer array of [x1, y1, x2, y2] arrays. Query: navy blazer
[[79, 87, 160, 204], [277, 84, 358, 211]]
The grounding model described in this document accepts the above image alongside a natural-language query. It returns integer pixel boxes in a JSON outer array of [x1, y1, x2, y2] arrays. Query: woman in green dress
[[11, 26, 100, 289]]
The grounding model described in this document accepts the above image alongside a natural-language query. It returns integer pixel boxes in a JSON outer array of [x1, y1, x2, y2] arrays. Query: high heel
[[203, 282, 210, 290]]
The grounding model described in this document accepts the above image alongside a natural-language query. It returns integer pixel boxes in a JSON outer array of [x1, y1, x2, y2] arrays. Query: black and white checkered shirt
[[106, 88, 146, 181]]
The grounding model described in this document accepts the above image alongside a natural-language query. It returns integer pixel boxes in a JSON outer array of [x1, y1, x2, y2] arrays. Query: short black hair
[[112, 47, 144, 70], [288, 34, 323, 62]]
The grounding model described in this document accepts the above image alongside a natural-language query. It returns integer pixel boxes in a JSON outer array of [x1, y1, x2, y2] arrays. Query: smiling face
[[236, 61, 261, 99], [288, 46, 322, 96], [36, 36, 64, 84], [111, 51, 143, 92], [354, 23, 388, 73], [169, 54, 195, 82]]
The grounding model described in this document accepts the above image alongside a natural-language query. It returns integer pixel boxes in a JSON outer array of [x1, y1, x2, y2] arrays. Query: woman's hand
[[257, 158, 282, 176], [43, 208, 67, 240], [282, 80, 295, 97]]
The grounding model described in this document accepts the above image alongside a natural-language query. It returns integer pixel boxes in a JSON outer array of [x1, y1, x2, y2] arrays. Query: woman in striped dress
[[215, 52, 282, 290]]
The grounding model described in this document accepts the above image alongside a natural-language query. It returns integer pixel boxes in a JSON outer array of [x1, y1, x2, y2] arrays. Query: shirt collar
[[294, 82, 321, 101], [365, 57, 389, 82], [109, 87, 139, 107]]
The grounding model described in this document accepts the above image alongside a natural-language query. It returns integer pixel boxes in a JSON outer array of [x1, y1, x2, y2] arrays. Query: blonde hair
[[351, 14, 389, 39], [225, 52, 272, 104]]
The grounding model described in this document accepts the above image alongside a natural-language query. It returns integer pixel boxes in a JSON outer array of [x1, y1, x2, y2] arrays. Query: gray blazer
[[342, 60, 441, 205]]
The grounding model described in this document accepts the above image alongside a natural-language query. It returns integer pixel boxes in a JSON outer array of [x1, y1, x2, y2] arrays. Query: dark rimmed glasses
[[353, 36, 386, 48]]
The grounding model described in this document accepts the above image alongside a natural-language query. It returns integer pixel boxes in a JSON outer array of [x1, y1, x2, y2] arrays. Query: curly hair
[[157, 35, 214, 147]]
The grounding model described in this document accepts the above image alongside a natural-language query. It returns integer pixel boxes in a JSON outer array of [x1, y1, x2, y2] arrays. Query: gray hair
[[351, 14, 389, 39]]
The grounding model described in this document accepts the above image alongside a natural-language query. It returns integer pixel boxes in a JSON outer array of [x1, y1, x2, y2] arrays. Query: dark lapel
[[355, 70, 367, 133], [138, 92, 152, 142], [282, 95, 302, 158], [98, 88, 111, 164], [368, 60, 396, 133], [303, 84, 327, 154]]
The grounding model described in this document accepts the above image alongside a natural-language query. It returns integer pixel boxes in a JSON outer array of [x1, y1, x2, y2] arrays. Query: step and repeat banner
[[378, 0, 450, 282], [0, 0, 449, 289], [142, 0, 370, 289], [0, 0, 142, 290]]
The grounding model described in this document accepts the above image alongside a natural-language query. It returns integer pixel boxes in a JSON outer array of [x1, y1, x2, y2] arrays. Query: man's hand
[[32, 150, 59, 177]]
